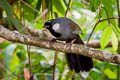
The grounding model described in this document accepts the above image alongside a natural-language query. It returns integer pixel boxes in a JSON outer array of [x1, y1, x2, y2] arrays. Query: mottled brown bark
[[0, 25, 120, 64], [25, 26, 120, 48], [0, 17, 119, 48], [87, 40, 120, 48]]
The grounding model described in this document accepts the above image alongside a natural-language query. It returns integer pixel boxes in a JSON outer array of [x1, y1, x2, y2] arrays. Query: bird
[[44, 17, 93, 73]]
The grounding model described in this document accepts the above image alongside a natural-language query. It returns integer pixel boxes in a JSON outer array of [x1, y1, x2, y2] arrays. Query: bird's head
[[44, 19, 58, 28], [44, 20, 52, 29]]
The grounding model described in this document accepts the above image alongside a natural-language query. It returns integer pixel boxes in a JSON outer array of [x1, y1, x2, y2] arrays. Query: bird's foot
[[71, 39, 76, 44], [66, 39, 76, 48], [49, 38, 57, 47], [51, 38, 57, 42]]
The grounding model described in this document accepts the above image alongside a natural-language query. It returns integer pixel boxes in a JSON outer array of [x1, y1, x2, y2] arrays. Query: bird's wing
[[67, 18, 83, 35]]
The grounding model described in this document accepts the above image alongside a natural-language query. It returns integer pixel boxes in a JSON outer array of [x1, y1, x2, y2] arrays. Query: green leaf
[[100, 26, 112, 49], [53, 0, 65, 15], [94, 21, 107, 31], [111, 31, 118, 51], [89, 71, 101, 80], [102, 0, 113, 17], [102, 0, 120, 38], [0, 42, 10, 49], [111, 25, 120, 40], [17, 50, 27, 60], [34, 0, 42, 18], [6, 16, 13, 30], [72, 1, 84, 8], [24, 4, 35, 21], [95, 8, 106, 19], [90, 0, 100, 12], [10, 51, 19, 75], [0, 0, 25, 33], [4, 44, 17, 72], [104, 68, 117, 79], [50, 0, 53, 18]]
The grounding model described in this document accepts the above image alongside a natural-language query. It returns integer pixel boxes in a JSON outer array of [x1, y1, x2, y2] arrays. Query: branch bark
[[0, 25, 120, 64], [24, 26, 120, 48], [1, 17, 120, 48], [87, 40, 120, 48]]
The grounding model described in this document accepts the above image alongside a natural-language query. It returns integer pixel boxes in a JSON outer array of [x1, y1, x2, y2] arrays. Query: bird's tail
[[66, 35, 93, 72]]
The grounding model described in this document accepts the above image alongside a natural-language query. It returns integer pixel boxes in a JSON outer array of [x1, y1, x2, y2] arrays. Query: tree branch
[[0, 18, 120, 48], [87, 40, 120, 48], [0, 25, 120, 64], [25, 26, 120, 48]]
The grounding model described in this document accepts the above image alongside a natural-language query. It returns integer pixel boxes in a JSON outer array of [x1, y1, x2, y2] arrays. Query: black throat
[[48, 28, 61, 37], [44, 21, 61, 38]]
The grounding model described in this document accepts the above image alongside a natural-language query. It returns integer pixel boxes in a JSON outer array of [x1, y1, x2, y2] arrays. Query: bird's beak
[[44, 25, 49, 29]]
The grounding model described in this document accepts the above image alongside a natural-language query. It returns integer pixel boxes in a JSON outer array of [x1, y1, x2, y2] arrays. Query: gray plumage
[[44, 17, 93, 72]]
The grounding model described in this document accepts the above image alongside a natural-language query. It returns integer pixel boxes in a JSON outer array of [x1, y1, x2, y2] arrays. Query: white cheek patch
[[52, 23, 60, 32]]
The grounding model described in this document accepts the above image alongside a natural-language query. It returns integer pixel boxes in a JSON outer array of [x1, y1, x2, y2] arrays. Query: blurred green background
[[0, 0, 120, 80]]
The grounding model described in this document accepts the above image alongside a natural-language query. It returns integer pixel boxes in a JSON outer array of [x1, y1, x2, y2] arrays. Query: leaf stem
[[87, 17, 120, 44], [64, 0, 71, 18]]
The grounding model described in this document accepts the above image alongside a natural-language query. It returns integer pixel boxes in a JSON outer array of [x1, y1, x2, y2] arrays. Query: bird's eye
[[44, 25, 50, 28], [48, 20, 51, 23], [51, 21, 55, 25]]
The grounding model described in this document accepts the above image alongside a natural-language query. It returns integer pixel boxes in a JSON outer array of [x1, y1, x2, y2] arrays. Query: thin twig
[[53, 51, 58, 80], [52, 10, 58, 80], [42, 10, 46, 24], [21, 0, 38, 13], [64, 0, 71, 18], [86, 5, 102, 45], [117, 0, 120, 79], [72, 75, 75, 80], [21, 1, 33, 79], [32, 9, 48, 23], [27, 45, 33, 79], [86, 17, 120, 44]]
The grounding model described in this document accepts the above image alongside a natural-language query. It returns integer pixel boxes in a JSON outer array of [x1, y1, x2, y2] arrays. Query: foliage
[[0, 0, 120, 80]]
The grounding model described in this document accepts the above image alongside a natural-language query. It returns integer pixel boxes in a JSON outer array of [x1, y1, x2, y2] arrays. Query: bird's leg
[[49, 38, 57, 47], [71, 39, 76, 44], [51, 38, 57, 42], [66, 39, 76, 48]]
